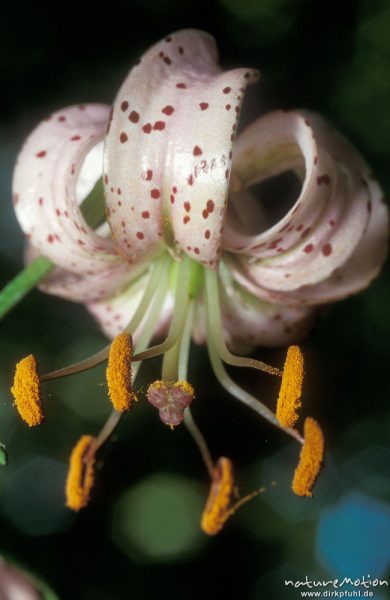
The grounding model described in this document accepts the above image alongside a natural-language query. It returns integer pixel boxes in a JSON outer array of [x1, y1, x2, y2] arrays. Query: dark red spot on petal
[[176, 83, 186, 89], [304, 244, 314, 253], [193, 146, 202, 156], [153, 121, 165, 131], [36, 151, 46, 158], [129, 111, 140, 123], [225, 104, 231, 111], [70, 135, 81, 141], [163, 56, 172, 65], [58, 115, 66, 122], [146, 169, 153, 181], [322, 243, 332, 256], [178, 46, 184, 55], [317, 174, 330, 186], [121, 101, 129, 111], [142, 123, 152, 134], [205, 230, 210, 239], [151, 189, 160, 199], [223, 87, 231, 94], [194, 247, 200, 255], [47, 234, 54, 243], [162, 105, 174, 116], [184, 202, 191, 212], [206, 200, 215, 213], [120, 132, 128, 143], [187, 175, 193, 186], [142, 211, 150, 219], [199, 102, 209, 111], [183, 216, 190, 224], [136, 232, 144, 240]]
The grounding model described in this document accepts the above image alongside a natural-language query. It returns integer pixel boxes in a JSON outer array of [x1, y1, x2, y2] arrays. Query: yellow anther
[[292, 417, 324, 498], [276, 345, 304, 428], [11, 354, 43, 427], [65, 435, 96, 511], [106, 332, 137, 412], [201, 457, 234, 536]]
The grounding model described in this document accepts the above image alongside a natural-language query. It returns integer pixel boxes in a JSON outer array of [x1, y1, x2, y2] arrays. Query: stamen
[[41, 254, 170, 381], [106, 332, 137, 412], [201, 456, 272, 535], [65, 435, 96, 511], [11, 355, 44, 427], [147, 380, 194, 427], [204, 268, 282, 377], [201, 457, 235, 535], [292, 417, 324, 497], [276, 345, 304, 428]]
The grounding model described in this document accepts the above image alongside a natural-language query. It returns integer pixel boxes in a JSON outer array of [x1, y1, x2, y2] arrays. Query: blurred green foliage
[[0, 1, 389, 598]]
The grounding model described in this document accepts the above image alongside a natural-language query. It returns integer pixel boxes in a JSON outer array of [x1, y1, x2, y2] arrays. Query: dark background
[[0, 1, 389, 599]]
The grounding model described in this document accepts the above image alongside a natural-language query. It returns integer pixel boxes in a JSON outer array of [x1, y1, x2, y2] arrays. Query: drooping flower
[[7, 30, 388, 530]]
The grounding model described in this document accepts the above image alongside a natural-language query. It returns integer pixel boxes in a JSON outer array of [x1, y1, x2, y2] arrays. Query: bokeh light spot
[[111, 473, 206, 563]]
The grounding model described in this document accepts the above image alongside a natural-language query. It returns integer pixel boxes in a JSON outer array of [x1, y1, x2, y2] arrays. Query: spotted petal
[[104, 29, 259, 269], [13, 105, 120, 271], [224, 110, 386, 303], [12, 104, 143, 301]]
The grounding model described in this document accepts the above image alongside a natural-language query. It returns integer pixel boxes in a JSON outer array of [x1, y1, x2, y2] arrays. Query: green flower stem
[[0, 257, 54, 320]]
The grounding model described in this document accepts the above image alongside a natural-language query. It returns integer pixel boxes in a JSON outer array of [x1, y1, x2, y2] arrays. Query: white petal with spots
[[104, 29, 259, 268]]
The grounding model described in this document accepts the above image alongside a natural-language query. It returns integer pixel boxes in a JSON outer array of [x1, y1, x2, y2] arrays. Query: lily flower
[[9, 30, 388, 528]]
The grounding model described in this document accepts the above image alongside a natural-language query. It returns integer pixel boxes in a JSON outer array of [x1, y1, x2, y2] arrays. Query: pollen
[[276, 345, 304, 428], [292, 417, 324, 497], [10, 354, 44, 427], [106, 332, 137, 412], [201, 457, 234, 535], [65, 435, 96, 511]]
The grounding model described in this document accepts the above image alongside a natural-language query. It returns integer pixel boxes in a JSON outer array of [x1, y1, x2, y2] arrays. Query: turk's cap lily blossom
[[12, 29, 388, 344], [7, 29, 387, 526]]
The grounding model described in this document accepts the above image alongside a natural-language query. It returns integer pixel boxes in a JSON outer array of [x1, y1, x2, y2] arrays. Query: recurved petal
[[104, 29, 259, 269], [13, 104, 123, 278], [225, 110, 376, 293]]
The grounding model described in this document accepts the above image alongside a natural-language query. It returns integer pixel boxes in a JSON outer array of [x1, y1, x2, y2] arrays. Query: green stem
[[0, 257, 54, 320]]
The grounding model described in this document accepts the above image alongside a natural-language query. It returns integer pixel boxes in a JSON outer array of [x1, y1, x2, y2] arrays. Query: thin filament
[[90, 268, 171, 455], [205, 308, 304, 444], [132, 255, 193, 362], [204, 268, 282, 377], [41, 254, 170, 381], [177, 301, 214, 476]]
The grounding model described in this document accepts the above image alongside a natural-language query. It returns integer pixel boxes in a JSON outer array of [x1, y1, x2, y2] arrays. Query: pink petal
[[13, 104, 124, 281], [104, 29, 259, 268], [25, 242, 140, 303], [225, 110, 383, 296]]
